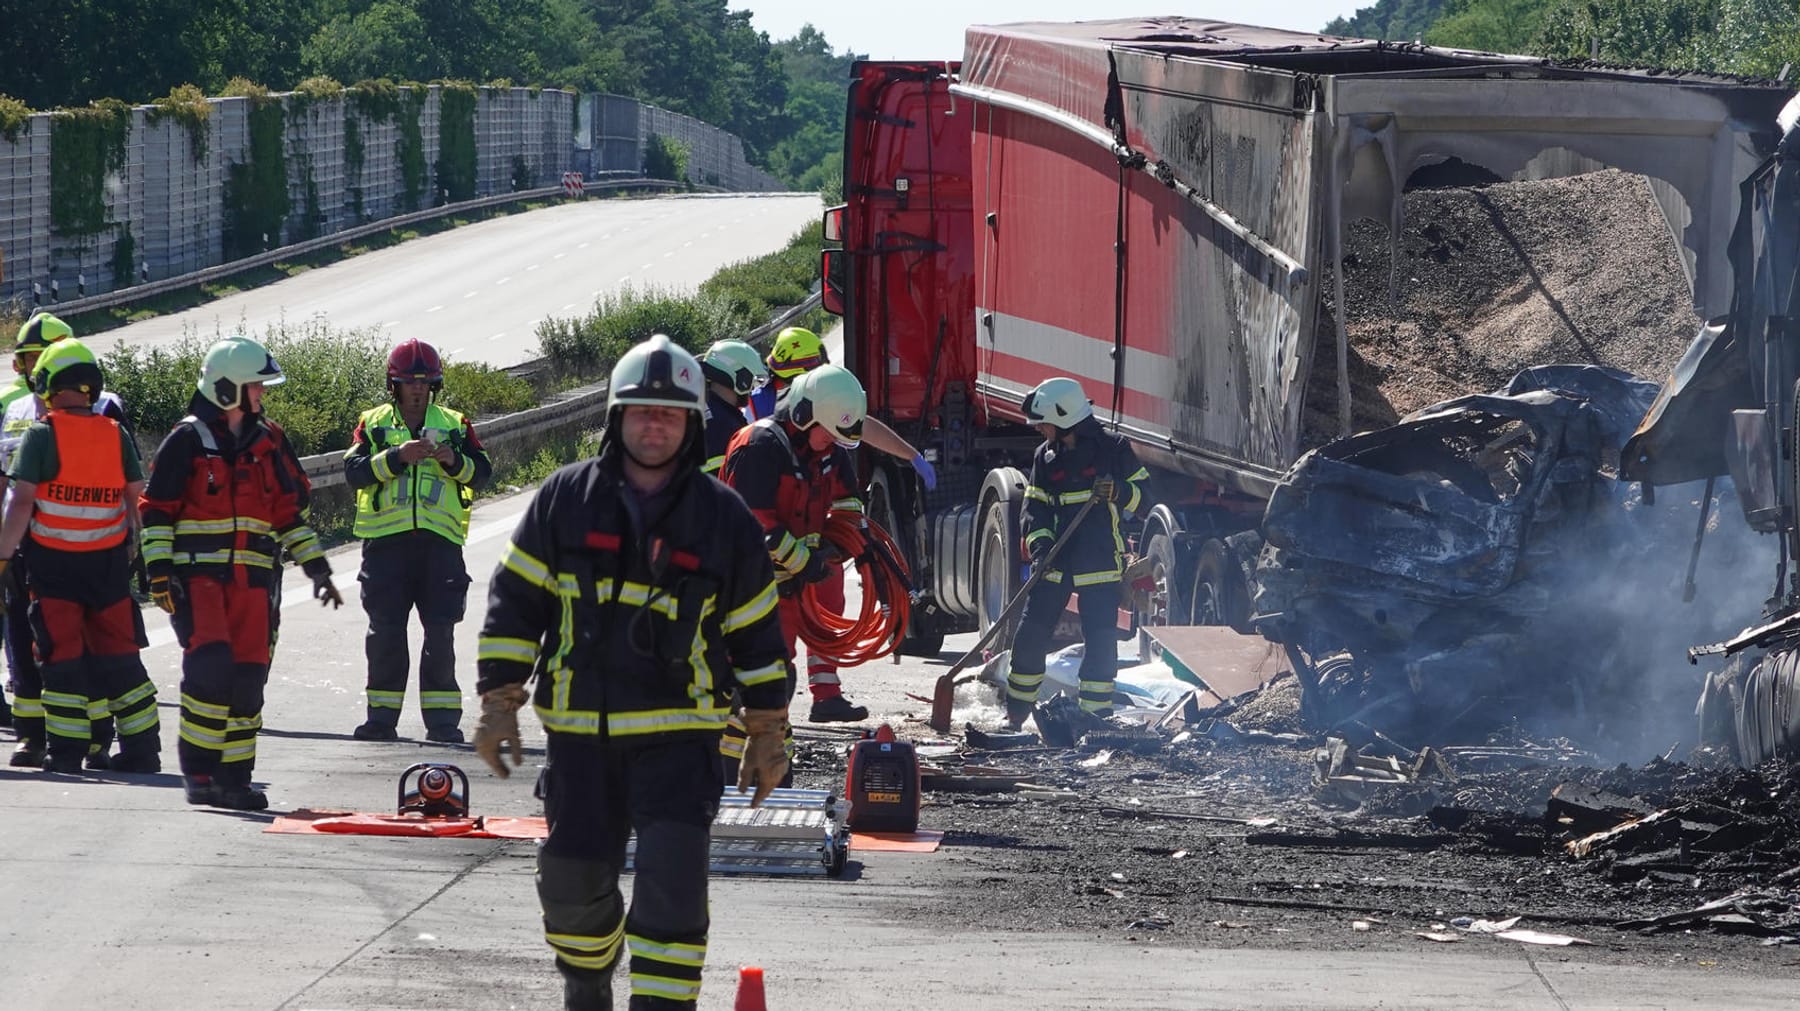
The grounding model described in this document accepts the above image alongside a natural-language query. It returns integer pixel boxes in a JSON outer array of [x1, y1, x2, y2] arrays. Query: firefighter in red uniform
[[140, 335, 345, 810], [720, 363, 871, 722], [0, 339, 159, 775], [474, 334, 792, 1011], [1005, 377, 1150, 727]]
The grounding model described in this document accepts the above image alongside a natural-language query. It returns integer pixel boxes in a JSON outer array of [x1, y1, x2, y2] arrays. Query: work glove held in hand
[[798, 548, 832, 584], [1091, 477, 1117, 503], [313, 574, 344, 609], [736, 707, 791, 807], [474, 684, 529, 777], [150, 574, 179, 614]]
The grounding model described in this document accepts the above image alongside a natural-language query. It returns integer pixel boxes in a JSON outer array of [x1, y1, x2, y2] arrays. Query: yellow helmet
[[30, 337, 103, 403], [767, 326, 826, 381], [15, 312, 72, 354]]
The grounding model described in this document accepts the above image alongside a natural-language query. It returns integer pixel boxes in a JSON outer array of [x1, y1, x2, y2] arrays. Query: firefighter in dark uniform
[[720, 363, 871, 722], [0, 312, 73, 759], [1005, 377, 1151, 728], [345, 338, 492, 743], [0, 339, 159, 774], [474, 334, 792, 1011], [140, 335, 345, 810], [699, 338, 766, 475]]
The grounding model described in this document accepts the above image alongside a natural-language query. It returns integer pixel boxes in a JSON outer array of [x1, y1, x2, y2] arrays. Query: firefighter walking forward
[[1005, 377, 1151, 727], [140, 335, 345, 810], [345, 338, 491, 743], [721, 363, 871, 722], [0, 339, 158, 774], [474, 334, 791, 1011]]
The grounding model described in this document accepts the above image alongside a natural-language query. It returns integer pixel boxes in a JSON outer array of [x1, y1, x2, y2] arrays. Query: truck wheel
[[1191, 538, 1251, 631], [867, 469, 943, 657], [1141, 530, 1189, 625], [978, 498, 1022, 646]]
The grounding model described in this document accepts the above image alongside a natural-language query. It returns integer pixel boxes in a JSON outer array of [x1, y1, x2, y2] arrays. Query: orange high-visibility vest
[[31, 412, 128, 552]]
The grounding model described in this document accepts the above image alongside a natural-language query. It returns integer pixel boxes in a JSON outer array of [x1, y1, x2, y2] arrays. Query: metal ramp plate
[[627, 788, 850, 878]]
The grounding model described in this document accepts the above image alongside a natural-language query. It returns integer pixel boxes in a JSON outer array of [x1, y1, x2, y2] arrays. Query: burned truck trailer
[[820, 17, 1790, 652]]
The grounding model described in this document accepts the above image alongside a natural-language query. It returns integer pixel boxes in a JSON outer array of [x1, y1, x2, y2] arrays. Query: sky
[[745, 2, 1364, 60]]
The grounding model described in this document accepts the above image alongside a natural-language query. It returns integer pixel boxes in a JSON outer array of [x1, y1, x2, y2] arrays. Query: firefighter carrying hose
[[721, 362, 872, 722], [699, 338, 767, 475], [1004, 377, 1151, 728], [0, 339, 159, 775], [140, 335, 345, 810], [474, 333, 792, 1010], [345, 338, 491, 743]]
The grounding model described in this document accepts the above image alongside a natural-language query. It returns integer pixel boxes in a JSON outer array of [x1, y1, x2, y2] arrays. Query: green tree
[[1324, 0, 1453, 39], [1426, 0, 1553, 53]]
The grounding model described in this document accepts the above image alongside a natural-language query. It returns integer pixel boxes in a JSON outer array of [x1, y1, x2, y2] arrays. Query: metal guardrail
[[45, 178, 685, 318], [297, 289, 824, 491]]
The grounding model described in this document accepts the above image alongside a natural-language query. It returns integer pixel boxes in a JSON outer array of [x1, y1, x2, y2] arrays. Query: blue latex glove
[[910, 452, 938, 491]]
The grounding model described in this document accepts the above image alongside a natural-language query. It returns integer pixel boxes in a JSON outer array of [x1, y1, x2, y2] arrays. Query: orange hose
[[792, 514, 913, 665]]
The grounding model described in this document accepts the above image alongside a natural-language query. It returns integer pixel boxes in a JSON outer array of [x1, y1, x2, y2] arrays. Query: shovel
[[926, 497, 1097, 733]]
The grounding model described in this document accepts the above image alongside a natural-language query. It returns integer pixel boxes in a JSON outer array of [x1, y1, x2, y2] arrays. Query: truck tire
[[1191, 538, 1251, 631], [867, 468, 945, 657], [977, 497, 1023, 647], [1141, 530, 1189, 625]]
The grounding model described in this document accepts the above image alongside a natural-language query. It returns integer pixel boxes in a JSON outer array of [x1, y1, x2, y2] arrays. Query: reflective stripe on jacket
[[475, 450, 791, 742], [1019, 418, 1149, 586], [139, 405, 325, 585], [31, 412, 128, 551], [718, 414, 862, 582], [347, 402, 481, 545]]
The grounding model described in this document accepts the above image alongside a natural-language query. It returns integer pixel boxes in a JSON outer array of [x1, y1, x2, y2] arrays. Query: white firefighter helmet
[[788, 363, 866, 447], [701, 339, 769, 397], [1021, 376, 1092, 428], [607, 333, 704, 415], [199, 335, 285, 410]]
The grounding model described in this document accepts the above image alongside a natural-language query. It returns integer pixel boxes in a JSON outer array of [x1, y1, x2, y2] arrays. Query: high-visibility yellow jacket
[[343, 402, 491, 546]]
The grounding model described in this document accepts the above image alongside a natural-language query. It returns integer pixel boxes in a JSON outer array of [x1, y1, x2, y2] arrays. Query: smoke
[[1528, 476, 1777, 763]]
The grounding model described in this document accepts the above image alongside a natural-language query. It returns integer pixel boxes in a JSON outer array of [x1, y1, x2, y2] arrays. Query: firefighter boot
[[1004, 697, 1034, 732], [561, 969, 613, 1011], [184, 775, 217, 805], [425, 725, 465, 744], [110, 732, 163, 774], [85, 743, 111, 771], [9, 738, 44, 768], [353, 720, 400, 742], [43, 749, 85, 775], [808, 694, 869, 723], [212, 766, 269, 811]]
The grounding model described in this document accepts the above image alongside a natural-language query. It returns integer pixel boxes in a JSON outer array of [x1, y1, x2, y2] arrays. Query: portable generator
[[843, 724, 919, 833]]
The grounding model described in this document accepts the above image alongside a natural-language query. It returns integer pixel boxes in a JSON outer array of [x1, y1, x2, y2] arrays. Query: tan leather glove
[[736, 708, 791, 808], [474, 684, 530, 778], [1091, 477, 1117, 503]]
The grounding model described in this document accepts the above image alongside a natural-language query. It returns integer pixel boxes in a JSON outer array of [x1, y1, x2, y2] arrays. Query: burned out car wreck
[[1251, 364, 1739, 746]]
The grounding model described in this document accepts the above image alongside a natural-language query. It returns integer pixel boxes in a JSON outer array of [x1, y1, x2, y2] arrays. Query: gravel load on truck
[[1306, 169, 1700, 445]]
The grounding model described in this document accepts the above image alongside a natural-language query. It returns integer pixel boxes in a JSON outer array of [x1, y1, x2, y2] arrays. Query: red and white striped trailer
[[820, 17, 1788, 651]]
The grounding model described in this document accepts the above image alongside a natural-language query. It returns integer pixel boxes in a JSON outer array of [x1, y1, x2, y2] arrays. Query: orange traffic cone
[[734, 965, 767, 1011]]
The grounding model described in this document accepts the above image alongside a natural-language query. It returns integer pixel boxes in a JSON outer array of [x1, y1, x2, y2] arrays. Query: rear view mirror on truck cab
[[821, 249, 845, 316], [823, 204, 845, 243]]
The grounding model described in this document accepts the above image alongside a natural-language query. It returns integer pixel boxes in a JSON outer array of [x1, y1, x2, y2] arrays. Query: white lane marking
[[381, 320, 400, 328], [639, 263, 652, 270], [682, 240, 693, 248], [553, 252, 566, 260], [141, 508, 531, 653], [662, 250, 674, 258], [463, 290, 479, 299], [425, 305, 444, 314], [496, 276, 512, 286], [579, 241, 591, 249], [448, 347, 465, 356], [526, 264, 540, 272], [560, 303, 576, 312], [700, 232, 711, 239], [489, 332, 507, 341]]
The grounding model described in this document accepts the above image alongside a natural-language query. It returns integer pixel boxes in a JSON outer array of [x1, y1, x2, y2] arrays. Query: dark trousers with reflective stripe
[[1007, 577, 1123, 718], [539, 732, 720, 1008], [6, 556, 44, 745], [173, 571, 271, 786], [25, 543, 156, 763], [357, 532, 469, 732]]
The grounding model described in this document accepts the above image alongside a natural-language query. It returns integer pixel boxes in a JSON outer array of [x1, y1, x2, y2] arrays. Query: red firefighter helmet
[[387, 338, 444, 391]]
